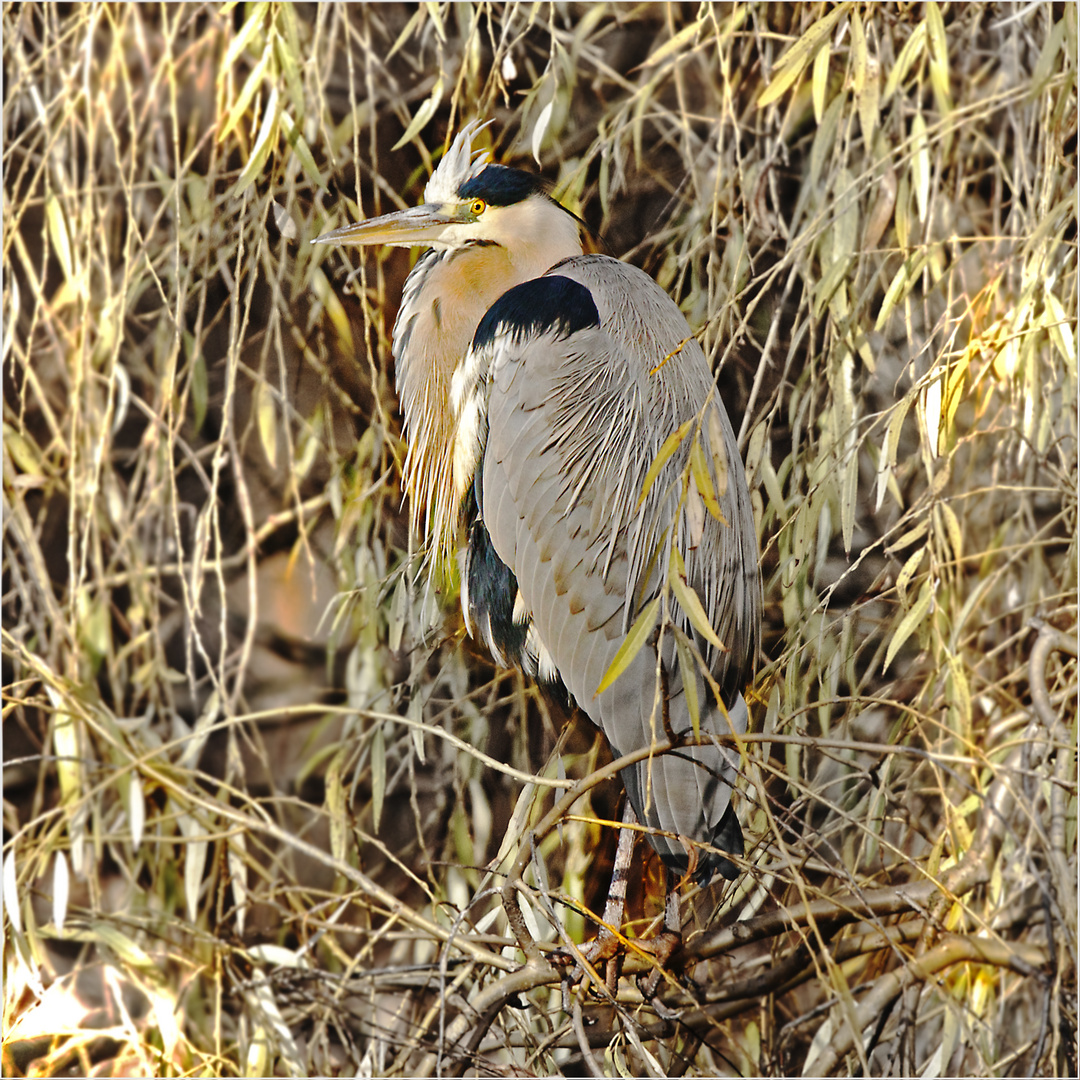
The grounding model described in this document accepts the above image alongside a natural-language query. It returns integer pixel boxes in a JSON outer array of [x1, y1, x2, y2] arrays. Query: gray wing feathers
[[480, 255, 761, 875]]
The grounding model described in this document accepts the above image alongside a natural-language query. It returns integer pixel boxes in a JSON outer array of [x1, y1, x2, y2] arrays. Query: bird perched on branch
[[313, 122, 760, 898]]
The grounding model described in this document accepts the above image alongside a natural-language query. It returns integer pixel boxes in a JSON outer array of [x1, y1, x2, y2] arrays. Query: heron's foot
[[552, 923, 625, 993], [634, 929, 682, 1003]]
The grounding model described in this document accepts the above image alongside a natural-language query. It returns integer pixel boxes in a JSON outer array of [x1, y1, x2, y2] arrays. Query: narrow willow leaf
[[190, 349, 208, 435], [280, 111, 324, 190], [235, 86, 279, 196], [532, 99, 554, 165], [636, 419, 692, 510], [689, 437, 721, 519], [895, 544, 926, 603], [926, 1, 952, 115], [671, 569, 724, 651], [388, 575, 408, 651], [179, 811, 208, 925], [1043, 289, 1076, 374], [127, 773, 145, 852], [596, 596, 660, 696], [811, 32, 830, 122], [408, 695, 425, 764], [228, 833, 248, 937], [309, 267, 354, 354], [45, 193, 74, 284], [220, 41, 272, 142], [758, 4, 850, 108], [876, 249, 929, 331], [911, 111, 930, 223], [52, 853, 69, 931], [256, 379, 277, 468], [706, 408, 730, 499], [936, 501, 963, 566], [325, 749, 347, 863], [685, 476, 706, 549], [371, 724, 386, 832], [90, 920, 155, 969], [887, 518, 929, 555], [641, 19, 701, 69], [3, 850, 21, 933], [222, 1, 269, 71], [674, 631, 701, 740], [840, 450, 858, 555], [393, 77, 443, 151], [884, 22, 926, 103], [921, 376, 941, 460], [884, 577, 935, 672], [876, 394, 912, 510]]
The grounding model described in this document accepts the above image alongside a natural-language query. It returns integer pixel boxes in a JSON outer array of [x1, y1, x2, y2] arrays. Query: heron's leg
[[636, 867, 683, 1001], [571, 800, 638, 991]]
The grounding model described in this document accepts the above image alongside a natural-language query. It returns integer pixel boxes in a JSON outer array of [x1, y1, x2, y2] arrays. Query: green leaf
[[637, 419, 693, 510], [596, 596, 661, 696]]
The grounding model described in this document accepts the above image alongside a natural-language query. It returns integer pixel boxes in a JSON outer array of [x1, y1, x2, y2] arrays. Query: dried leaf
[[52, 853, 69, 931], [256, 378, 278, 469], [885, 577, 935, 672], [371, 724, 386, 832], [393, 77, 444, 151], [3, 849, 21, 932], [758, 4, 850, 108], [235, 85, 279, 196], [222, 2, 269, 71]]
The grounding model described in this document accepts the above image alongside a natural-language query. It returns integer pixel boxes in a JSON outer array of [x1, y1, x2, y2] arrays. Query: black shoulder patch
[[473, 275, 600, 354], [458, 164, 546, 206]]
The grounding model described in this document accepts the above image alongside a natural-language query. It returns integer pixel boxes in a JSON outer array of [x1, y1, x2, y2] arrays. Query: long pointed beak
[[311, 203, 468, 248]]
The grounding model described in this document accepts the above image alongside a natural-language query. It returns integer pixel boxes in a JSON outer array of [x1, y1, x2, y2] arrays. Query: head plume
[[423, 120, 493, 204]]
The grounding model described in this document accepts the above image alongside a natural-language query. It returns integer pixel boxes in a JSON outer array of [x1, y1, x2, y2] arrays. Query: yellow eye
[[469, 198, 487, 216]]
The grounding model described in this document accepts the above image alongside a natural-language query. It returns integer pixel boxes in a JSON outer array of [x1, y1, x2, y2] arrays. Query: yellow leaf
[[234, 86, 279, 197], [689, 437, 722, 519], [596, 596, 660, 696], [255, 379, 277, 469], [758, 4, 850, 108], [670, 567, 724, 651], [636, 419, 693, 510], [392, 78, 443, 151]]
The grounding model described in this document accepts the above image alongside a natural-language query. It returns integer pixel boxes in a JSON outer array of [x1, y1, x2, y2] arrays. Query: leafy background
[[3, 3, 1076, 1076]]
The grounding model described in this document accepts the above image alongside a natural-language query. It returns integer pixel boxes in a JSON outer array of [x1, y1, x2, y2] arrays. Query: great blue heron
[[313, 123, 761, 909]]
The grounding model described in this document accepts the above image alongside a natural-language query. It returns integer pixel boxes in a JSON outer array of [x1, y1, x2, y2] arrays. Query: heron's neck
[[394, 223, 583, 562]]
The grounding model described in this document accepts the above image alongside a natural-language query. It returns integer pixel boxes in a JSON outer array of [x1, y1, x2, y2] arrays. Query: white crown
[[423, 120, 493, 203]]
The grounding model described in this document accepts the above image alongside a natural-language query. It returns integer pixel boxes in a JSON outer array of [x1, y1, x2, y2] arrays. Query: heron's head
[[311, 122, 584, 268]]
